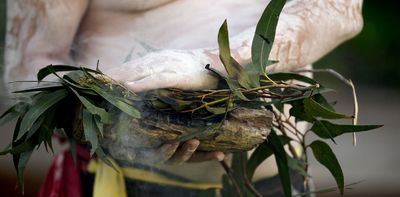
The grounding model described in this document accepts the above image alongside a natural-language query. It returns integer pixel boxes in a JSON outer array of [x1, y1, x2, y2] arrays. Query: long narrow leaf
[[251, 0, 287, 74], [218, 20, 256, 89], [247, 135, 291, 180], [82, 109, 99, 155], [310, 140, 344, 195], [304, 97, 353, 119], [90, 85, 141, 119], [17, 89, 68, 140], [311, 120, 382, 139], [69, 87, 112, 124], [266, 130, 292, 197], [0, 104, 29, 126], [37, 65, 99, 82]]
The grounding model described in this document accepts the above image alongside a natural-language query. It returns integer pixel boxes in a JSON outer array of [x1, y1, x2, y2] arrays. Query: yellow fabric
[[88, 159, 222, 192], [88, 159, 127, 197]]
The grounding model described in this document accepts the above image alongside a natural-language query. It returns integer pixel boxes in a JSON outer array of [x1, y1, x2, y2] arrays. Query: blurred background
[[0, 1, 399, 196]]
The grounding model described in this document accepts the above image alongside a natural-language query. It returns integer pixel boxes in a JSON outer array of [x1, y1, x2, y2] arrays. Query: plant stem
[[220, 160, 244, 197], [240, 153, 262, 197]]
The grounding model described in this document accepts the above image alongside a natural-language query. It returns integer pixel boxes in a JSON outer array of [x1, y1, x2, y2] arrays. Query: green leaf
[[90, 85, 141, 119], [304, 97, 353, 119], [15, 150, 33, 188], [82, 109, 99, 155], [95, 147, 118, 171], [0, 103, 29, 126], [231, 152, 251, 196], [268, 72, 318, 85], [310, 140, 344, 195], [287, 156, 309, 177], [12, 85, 64, 93], [218, 20, 256, 89], [313, 94, 335, 111], [225, 78, 249, 101], [251, 0, 287, 74], [266, 130, 292, 197], [37, 65, 99, 82], [17, 89, 68, 140], [289, 100, 314, 122], [156, 89, 193, 111], [247, 135, 291, 180], [69, 87, 112, 124], [311, 120, 382, 139]]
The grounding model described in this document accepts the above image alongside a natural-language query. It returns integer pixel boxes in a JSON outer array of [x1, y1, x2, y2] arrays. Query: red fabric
[[38, 145, 90, 197]]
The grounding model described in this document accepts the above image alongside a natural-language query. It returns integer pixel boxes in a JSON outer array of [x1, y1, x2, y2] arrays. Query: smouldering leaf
[[310, 140, 344, 195]]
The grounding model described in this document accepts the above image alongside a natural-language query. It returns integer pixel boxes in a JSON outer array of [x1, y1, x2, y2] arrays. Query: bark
[[100, 107, 272, 162]]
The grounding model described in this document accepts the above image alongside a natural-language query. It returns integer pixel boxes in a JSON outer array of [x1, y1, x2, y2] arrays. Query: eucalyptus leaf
[[0, 103, 29, 126], [95, 147, 118, 171], [247, 135, 291, 180], [218, 20, 256, 89], [90, 85, 141, 119], [251, 0, 286, 74], [37, 65, 99, 82], [310, 140, 344, 195], [266, 130, 292, 197], [16, 150, 33, 188], [231, 152, 251, 195], [312, 94, 335, 111], [69, 87, 112, 124], [12, 85, 64, 93], [311, 120, 382, 139], [82, 109, 99, 155], [17, 89, 68, 141], [287, 156, 309, 177], [156, 89, 193, 111], [304, 97, 353, 119], [268, 72, 318, 85]]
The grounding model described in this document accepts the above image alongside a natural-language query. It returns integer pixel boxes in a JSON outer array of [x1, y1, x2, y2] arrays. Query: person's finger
[[135, 142, 179, 163], [187, 151, 225, 163], [156, 142, 180, 162], [167, 139, 200, 165]]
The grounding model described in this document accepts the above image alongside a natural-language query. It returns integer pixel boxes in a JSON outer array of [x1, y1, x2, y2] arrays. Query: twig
[[240, 153, 263, 197], [220, 160, 244, 197], [294, 69, 359, 146]]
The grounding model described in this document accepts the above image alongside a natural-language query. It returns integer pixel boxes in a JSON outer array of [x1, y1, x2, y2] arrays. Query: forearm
[[210, 0, 364, 73], [4, 0, 88, 86]]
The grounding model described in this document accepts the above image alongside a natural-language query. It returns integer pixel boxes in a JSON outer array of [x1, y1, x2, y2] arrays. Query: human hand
[[105, 50, 219, 92], [106, 139, 225, 165], [137, 139, 225, 164]]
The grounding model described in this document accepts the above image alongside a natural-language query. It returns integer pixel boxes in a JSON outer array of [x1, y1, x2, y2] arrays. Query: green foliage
[[0, 0, 382, 195], [310, 140, 344, 195], [251, 0, 286, 75]]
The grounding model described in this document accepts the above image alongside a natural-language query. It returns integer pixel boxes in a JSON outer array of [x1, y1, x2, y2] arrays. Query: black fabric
[[81, 169, 305, 197]]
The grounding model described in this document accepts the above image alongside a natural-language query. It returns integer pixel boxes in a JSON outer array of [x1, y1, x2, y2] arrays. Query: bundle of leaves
[[0, 0, 382, 196]]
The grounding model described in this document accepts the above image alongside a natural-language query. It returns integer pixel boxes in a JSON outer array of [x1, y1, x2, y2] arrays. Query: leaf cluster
[[0, 0, 382, 196]]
